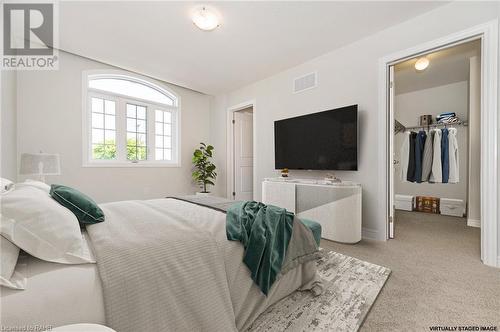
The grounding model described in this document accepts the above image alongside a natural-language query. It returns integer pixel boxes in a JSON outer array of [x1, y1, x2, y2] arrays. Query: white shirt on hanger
[[400, 131, 410, 181], [429, 128, 442, 183], [448, 127, 459, 183]]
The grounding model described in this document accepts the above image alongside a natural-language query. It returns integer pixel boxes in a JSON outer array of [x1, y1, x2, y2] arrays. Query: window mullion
[[147, 105, 155, 161], [116, 98, 127, 162]]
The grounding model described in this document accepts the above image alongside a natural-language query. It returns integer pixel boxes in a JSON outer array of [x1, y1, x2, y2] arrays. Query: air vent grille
[[293, 72, 317, 93]]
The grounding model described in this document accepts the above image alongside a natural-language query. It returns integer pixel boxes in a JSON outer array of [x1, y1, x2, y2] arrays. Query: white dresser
[[262, 178, 362, 244]]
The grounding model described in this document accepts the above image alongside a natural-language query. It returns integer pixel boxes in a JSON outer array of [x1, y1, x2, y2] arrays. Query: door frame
[[378, 20, 499, 267], [226, 100, 257, 200], [388, 65, 395, 239]]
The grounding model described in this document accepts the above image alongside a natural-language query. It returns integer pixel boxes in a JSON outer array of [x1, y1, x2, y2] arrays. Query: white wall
[[394, 82, 469, 204], [210, 1, 500, 242], [1, 71, 17, 181], [17, 51, 211, 203]]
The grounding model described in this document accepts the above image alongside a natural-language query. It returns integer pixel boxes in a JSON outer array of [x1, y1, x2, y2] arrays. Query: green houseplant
[[192, 143, 217, 194]]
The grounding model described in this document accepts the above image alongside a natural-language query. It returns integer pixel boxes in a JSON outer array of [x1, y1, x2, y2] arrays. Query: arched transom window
[[83, 72, 180, 166]]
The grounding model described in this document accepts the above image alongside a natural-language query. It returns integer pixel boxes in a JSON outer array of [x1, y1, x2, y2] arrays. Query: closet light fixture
[[415, 57, 430, 71], [192, 6, 220, 31]]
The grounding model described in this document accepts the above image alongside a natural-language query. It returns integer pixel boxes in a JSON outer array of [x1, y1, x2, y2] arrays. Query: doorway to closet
[[388, 40, 481, 251]]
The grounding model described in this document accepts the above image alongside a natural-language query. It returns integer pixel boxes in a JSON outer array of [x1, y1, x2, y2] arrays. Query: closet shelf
[[403, 120, 468, 131]]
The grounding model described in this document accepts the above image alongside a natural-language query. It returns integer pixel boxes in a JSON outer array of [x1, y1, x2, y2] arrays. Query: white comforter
[[87, 198, 318, 331], [0, 198, 318, 331]]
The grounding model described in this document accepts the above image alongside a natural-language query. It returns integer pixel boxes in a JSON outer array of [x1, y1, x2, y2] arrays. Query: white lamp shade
[[20, 153, 61, 175]]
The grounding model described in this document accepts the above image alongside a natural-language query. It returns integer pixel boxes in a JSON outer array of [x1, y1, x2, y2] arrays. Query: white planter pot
[[195, 192, 212, 197]]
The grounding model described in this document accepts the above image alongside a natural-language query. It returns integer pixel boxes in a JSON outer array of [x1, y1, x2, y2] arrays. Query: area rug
[[248, 250, 391, 332]]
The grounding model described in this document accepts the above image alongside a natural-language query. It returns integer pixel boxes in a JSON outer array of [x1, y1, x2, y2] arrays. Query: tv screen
[[274, 105, 358, 170]]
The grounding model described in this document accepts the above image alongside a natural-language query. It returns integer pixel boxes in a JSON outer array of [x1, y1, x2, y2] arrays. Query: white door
[[233, 110, 253, 200], [388, 65, 395, 238]]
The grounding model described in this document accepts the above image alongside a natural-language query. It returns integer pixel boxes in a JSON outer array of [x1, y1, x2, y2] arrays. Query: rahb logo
[[1, 2, 59, 70]]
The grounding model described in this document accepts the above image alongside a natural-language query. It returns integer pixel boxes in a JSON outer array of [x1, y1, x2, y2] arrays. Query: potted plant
[[192, 143, 217, 196]]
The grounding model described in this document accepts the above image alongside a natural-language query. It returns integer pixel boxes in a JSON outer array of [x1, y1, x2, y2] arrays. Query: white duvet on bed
[[164, 199, 319, 330], [1, 198, 319, 331]]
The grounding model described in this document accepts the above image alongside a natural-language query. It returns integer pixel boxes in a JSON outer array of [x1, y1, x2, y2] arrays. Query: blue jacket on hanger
[[441, 128, 449, 183], [415, 130, 427, 183], [407, 132, 417, 182]]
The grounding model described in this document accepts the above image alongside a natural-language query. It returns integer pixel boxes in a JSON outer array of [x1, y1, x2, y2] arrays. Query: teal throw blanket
[[226, 201, 317, 295]]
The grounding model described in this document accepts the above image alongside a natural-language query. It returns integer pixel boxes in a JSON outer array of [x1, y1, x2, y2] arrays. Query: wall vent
[[293, 72, 317, 93]]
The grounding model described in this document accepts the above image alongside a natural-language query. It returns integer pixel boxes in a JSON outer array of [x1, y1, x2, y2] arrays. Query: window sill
[[82, 161, 181, 168]]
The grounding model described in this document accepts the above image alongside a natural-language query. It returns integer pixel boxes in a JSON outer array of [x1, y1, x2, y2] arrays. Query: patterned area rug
[[248, 250, 391, 332]]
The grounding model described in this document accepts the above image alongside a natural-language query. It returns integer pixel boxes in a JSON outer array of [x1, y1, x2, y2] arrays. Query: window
[[83, 72, 179, 166], [155, 110, 172, 161], [91, 97, 116, 160], [126, 103, 147, 161]]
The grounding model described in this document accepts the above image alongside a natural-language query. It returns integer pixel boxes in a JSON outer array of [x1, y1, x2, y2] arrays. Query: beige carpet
[[321, 210, 500, 331]]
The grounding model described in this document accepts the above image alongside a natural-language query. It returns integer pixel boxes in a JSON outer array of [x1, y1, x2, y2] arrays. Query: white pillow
[[16, 179, 51, 194], [0, 235, 27, 289], [1, 178, 14, 194], [0, 185, 95, 264]]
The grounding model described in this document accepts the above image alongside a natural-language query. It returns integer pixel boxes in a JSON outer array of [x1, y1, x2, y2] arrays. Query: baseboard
[[362, 227, 380, 241], [467, 218, 481, 228], [497, 256, 500, 268]]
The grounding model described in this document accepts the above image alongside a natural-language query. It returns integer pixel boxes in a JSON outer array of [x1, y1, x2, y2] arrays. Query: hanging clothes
[[400, 131, 410, 181], [441, 128, 450, 183], [429, 129, 442, 183], [407, 132, 417, 182], [415, 130, 427, 183], [448, 127, 459, 183], [421, 129, 434, 182]]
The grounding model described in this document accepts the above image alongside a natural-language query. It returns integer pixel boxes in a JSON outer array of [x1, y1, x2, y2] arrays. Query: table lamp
[[19, 153, 61, 183]]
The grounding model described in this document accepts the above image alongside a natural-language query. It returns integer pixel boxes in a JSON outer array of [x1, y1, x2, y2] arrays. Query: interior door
[[233, 110, 253, 200], [388, 65, 395, 238]]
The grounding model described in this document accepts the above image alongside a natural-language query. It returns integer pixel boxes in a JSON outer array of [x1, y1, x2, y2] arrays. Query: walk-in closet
[[393, 40, 481, 233]]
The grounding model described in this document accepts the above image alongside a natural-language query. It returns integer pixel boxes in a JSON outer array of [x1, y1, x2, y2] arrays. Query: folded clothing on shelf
[[436, 112, 459, 124], [438, 116, 459, 124], [436, 112, 455, 120]]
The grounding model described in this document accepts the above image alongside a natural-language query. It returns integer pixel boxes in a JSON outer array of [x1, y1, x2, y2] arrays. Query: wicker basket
[[415, 196, 440, 214]]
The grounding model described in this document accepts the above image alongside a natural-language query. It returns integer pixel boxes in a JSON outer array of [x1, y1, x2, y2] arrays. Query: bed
[[1, 196, 321, 331]]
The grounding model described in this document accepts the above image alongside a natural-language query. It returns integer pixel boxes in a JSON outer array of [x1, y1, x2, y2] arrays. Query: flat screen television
[[274, 105, 358, 170]]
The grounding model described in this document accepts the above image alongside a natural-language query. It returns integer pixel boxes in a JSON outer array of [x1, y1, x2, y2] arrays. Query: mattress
[[0, 255, 105, 328]]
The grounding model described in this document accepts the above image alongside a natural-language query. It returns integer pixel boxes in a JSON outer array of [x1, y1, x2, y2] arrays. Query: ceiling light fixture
[[192, 6, 220, 31], [415, 57, 430, 71]]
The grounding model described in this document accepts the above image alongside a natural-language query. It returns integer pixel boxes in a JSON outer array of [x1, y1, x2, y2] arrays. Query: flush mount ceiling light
[[192, 6, 220, 31], [415, 57, 430, 71]]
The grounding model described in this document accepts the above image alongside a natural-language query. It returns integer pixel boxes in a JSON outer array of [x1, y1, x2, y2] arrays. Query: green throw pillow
[[50, 184, 105, 225]]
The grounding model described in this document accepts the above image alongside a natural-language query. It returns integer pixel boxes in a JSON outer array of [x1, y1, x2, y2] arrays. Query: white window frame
[[82, 70, 181, 167]]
